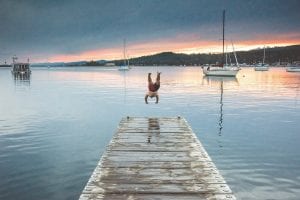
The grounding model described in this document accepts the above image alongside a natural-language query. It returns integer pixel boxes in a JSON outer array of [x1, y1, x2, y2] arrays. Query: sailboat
[[202, 10, 240, 77], [286, 61, 300, 72], [118, 39, 130, 71], [254, 46, 269, 71]]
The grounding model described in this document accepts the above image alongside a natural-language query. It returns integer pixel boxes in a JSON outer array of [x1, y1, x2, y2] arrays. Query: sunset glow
[[48, 32, 300, 62], [2, 0, 299, 63]]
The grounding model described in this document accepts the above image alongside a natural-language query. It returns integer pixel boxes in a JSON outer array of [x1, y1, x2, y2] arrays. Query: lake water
[[0, 66, 299, 200]]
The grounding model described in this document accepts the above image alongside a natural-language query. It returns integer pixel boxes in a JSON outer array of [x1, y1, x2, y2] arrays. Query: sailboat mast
[[123, 39, 126, 66], [263, 45, 265, 65], [222, 10, 225, 67], [225, 45, 228, 66]]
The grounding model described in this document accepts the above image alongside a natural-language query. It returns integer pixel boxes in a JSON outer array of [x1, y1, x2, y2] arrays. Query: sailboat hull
[[203, 67, 239, 77], [286, 67, 300, 72], [254, 66, 269, 71]]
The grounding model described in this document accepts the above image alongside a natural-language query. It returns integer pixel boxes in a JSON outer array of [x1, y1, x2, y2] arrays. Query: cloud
[[0, 0, 299, 62]]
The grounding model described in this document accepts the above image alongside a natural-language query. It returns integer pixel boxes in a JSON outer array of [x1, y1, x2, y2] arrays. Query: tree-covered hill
[[111, 45, 300, 66]]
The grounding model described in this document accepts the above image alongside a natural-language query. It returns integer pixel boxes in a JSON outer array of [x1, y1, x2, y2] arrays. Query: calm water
[[0, 66, 299, 200]]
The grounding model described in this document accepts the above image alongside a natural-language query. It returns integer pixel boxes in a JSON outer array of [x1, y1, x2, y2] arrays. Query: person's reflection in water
[[147, 118, 160, 144]]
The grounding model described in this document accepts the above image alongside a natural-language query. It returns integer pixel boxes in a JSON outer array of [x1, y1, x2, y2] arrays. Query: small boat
[[202, 10, 240, 77], [286, 67, 300, 72], [254, 63, 269, 71], [11, 56, 31, 75], [254, 46, 269, 71], [118, 39, 130, 71], [118, 65, 129, 71], [0, 64, 10, 67], [0, 60, 10, 67]]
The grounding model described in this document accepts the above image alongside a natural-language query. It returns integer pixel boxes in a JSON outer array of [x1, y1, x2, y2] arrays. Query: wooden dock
[[80, 117, 235, 200]]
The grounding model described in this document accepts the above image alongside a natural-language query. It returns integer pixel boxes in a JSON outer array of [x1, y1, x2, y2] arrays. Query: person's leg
[[148, 73, 153, 83], [155, 72, 161, 84], [145, 94, 149, 104]]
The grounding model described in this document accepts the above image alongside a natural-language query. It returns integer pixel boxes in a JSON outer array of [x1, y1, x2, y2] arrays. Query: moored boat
[[254, 46, 269, 71], [286, 61, 300, 72], [118, 39, 130, 71], [0, 60, 10, 67], [202, 10, 240, 77], [11, 56, 31, 75], [203, 66, 239, 76], [286, 66, 300, 72], [118, 65, 129, 71], [254, 63, 269, 71]]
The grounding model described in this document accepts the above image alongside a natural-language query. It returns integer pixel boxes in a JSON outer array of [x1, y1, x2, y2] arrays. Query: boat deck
[[79, 117, 235, 200]]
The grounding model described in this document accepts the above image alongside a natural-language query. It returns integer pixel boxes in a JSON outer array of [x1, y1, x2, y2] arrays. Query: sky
[[0, 0, 300, 63]]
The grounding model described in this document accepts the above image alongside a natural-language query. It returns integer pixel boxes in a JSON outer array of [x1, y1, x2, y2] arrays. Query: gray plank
[[80, 193, 236, 200], [82, 183, 232, 194], [99, 160, 217, 169]]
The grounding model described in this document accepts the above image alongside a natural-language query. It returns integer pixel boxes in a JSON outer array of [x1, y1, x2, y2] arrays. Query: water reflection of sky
[[0, 67, 299, 200]]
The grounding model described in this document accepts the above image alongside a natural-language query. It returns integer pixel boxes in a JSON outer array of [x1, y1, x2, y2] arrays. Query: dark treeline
[[82, 45, 300, 66], [235, 45, 300, 64], [111, 45, 300, 66]]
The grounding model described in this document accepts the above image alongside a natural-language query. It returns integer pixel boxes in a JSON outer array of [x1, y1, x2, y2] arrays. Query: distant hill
[[31, 45, 300, 67], [31, 60, 106, 67], [235, 45, 300, 65], [112, 45, 300, 66], [31, 62, 66, 67]]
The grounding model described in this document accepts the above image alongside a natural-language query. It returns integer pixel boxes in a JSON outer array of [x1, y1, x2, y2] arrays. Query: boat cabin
[[12, 63, 31, 74], [11, 56, 31, 74]]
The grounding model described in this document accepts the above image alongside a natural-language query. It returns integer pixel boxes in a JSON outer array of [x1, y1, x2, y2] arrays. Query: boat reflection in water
[[203, 76, 238, 147], [147, 118, 160, 144]]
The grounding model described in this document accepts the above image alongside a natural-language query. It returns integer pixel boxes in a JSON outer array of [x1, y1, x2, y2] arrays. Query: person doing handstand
[[145, 72, 161, 104]]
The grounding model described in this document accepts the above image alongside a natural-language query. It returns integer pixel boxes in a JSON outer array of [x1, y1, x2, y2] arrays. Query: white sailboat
[[202, 10, 240, 77], [286, 61, 300, 72], [118, 39, 130, 71], [254, 46, 269, 71]]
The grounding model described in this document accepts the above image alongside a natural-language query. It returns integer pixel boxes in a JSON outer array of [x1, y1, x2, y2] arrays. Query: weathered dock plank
[[79, 117, 235, 200]]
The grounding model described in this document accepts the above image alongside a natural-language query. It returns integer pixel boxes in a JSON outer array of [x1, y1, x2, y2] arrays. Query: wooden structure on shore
[[80, 117, 235, 200]]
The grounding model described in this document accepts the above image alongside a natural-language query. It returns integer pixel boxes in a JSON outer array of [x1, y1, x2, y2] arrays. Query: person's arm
[[155, 94, 159, 104], [145, 94, 149, 104]]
